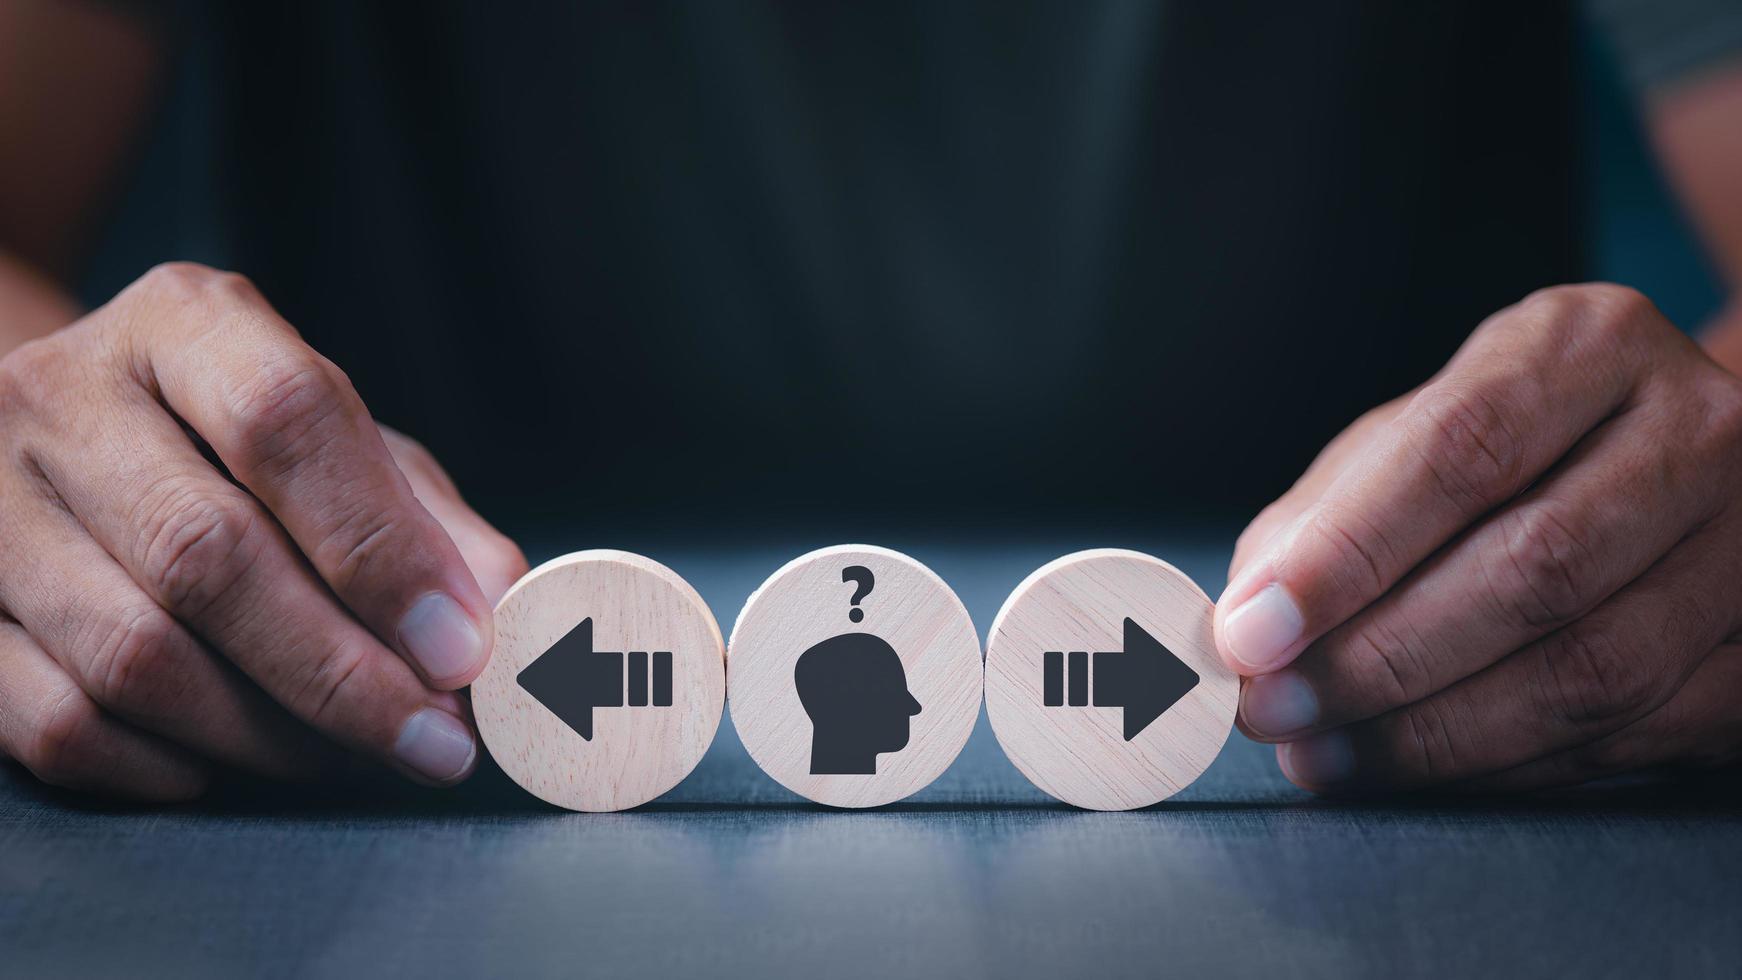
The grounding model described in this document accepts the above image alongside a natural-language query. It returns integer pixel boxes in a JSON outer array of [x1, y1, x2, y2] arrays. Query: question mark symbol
[[841, 566, 874, 624]]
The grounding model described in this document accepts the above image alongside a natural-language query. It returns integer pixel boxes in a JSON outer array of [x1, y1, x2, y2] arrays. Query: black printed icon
[[841, 565, 873, 623], [517, 617, 672, 740], [1043, 618, 1199, 740], [793, 565, 922, 775]]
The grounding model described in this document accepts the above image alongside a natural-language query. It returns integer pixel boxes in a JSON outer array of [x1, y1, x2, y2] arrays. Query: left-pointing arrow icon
[[516, 617, 624, 741]]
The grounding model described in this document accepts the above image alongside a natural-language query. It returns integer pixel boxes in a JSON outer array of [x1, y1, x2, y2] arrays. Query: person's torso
[[129, 1, 1583, 528]]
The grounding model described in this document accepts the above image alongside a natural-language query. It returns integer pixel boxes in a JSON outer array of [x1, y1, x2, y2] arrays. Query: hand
[[0, 263, 527, 800], [1216, 284, 1742, 793]]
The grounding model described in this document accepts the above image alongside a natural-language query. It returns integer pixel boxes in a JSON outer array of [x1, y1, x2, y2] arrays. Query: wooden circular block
[[473, 550, 724, 812], [728, 544, 982, 808], [985, 548, 1237, 810]]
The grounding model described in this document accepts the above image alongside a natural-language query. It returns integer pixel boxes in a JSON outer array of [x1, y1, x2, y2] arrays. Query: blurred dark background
[[76, 3, 1726, 543]]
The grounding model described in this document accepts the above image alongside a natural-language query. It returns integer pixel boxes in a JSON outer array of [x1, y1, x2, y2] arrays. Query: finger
[[1275, 519, 1742, 792], [1458, 643, 1742, 793], [28, 385, 479, 786], [118, 265, 491, 688], [0, 473, 328, 779], [427, 499, 529, 606], [1215, 285, 1659, 675], [0, 617, 208, 801], [1229, 395, 1413, 583], [384, 428, 529, 604], [1239, 395, 1719, 740]]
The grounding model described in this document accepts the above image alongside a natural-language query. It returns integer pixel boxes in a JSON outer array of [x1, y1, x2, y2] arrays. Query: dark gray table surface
[[4, 532, 1740, 979]]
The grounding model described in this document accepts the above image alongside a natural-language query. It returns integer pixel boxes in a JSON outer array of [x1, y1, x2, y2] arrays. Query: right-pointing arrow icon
[[1094, 618, 1201, 740], [1044, 618, 1200, 740]]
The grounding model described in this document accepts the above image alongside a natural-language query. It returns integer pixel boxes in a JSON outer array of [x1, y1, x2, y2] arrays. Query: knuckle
[[1519, 282, 1587, 309], [210, 268, 262, 302], [318, 506, 403, 596], [1520, 283, 1655, 342], [137, 261, 223, 304], [1333, 616, 1435, 708], [1397, 699, 1465, 783], [1576, 283, 1657, 338], [0, 335, 73, 417], [83, 604, 183, 710], [1489, 504, 1601, 629], [141, 259, 215, 287], [1300, 504, 1393, 597], [283, 639, 373, 728], [1502, 284, 1660, 380], [24, 690, 103, 788], [1408, 384, 1527, 510], [223, 353, 348, 477], [139, 485, 261, 615], [1536, 626, 1655, 728], [1511, 285, 1585, 343], [1657, 587, 1717, 668], [138, 262, 260, 305]]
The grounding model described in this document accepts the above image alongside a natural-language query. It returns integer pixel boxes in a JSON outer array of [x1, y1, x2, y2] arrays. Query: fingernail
[[393, 708, 477, 783], [1221, 582, 1306, 672], [1241, 670, 1319, 737], [1278, 731, 1355, 787], [399, 592, 485, 684]]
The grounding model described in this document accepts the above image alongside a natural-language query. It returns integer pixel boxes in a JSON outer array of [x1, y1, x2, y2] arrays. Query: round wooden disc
[[473, 550, 724, 812], [728, 544, 982, 808], [985, 549, 1237, 810]]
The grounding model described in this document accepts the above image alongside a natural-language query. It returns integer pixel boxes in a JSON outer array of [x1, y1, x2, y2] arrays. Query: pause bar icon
[[1038, 619, 1202, 740], [1043, 650, 1090, 707], [625, 651, 675, 707], [515, 618, 678, 740]]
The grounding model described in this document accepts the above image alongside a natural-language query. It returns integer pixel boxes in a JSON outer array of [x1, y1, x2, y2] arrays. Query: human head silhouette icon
[[795, 632, 923, 775]]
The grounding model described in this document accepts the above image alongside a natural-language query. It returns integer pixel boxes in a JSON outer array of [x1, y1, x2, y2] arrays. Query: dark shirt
[[107, 2, 1586, 529]]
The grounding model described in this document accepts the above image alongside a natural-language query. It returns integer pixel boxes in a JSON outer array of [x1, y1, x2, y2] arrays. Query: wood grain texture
[[986, 548, 1237, 810], [728, 544, 982, 808], [473, 550, 724, 812]]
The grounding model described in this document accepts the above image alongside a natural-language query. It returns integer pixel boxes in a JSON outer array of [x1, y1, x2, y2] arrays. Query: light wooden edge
[[985, 547, 1211, 648], [725, 543, 983, 667], [493, 548, 725, 656], [725, 542, 984, 808], [984, 547, 1217, 806]]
